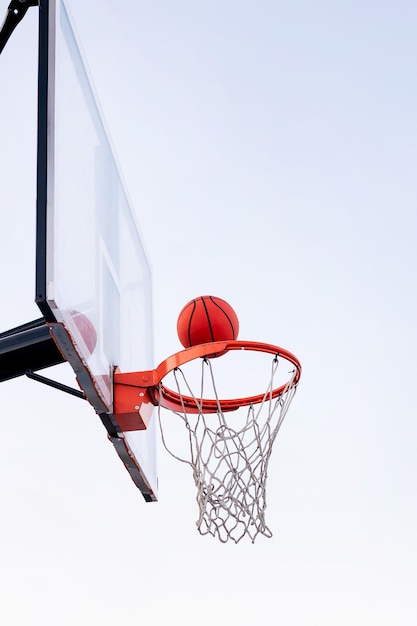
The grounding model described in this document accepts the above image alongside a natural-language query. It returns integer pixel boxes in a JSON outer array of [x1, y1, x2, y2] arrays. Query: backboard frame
[[35, 0, 158, 501]]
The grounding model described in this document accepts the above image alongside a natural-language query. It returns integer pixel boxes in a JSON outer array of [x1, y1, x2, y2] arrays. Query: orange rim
[[152, 340, 301, 413]]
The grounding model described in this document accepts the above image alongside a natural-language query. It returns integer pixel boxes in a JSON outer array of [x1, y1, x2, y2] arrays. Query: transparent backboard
[[36, 0, 157, 500]]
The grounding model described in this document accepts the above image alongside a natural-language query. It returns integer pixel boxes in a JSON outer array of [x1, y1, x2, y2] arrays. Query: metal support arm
[[0, 317, 65, 381], [0, 0, 38, 55]]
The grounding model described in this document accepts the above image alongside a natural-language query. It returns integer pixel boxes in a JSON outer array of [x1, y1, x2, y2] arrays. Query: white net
[[158, 354, 299, 543]]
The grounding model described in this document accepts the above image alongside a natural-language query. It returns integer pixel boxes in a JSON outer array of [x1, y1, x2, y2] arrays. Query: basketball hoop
[[114, 340, 301, 543]]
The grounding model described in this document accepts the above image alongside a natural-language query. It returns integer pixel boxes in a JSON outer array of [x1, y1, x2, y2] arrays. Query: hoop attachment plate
[[113, 341, 301, 429]]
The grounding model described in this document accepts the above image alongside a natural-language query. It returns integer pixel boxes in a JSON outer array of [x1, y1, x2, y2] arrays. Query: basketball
[[71, 310, 97, 354], [177, 296, 239, 352]]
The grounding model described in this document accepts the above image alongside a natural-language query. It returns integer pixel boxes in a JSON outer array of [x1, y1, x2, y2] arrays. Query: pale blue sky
[[0, 1, 416, 624]]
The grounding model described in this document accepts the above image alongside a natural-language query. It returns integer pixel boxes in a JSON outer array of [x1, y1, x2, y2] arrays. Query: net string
[[157, 355, 299, 543]]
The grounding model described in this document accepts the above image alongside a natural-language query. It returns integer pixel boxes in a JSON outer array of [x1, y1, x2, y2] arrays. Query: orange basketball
[[177, 296, 239, 352], [71, 310, 97, 354]]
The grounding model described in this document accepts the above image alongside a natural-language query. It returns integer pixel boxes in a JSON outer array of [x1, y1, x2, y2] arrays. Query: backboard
[[36, 0, 158, 501]]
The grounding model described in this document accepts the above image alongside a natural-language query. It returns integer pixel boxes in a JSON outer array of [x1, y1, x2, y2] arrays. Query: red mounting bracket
[[113, 367, 158, 432]]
